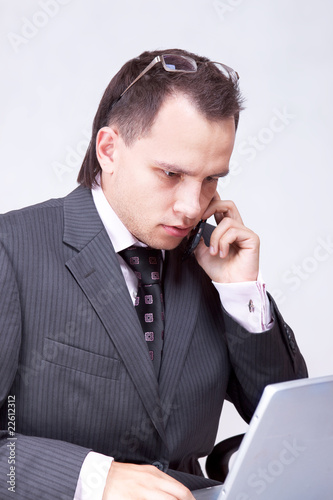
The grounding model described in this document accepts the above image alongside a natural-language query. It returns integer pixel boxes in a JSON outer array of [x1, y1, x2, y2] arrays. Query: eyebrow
[[154, 160, 229, 178]]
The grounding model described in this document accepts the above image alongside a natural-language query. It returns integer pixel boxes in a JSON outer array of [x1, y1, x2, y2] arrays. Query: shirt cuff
[[74, 451, 113, 500], [213, 274, 274, 333]]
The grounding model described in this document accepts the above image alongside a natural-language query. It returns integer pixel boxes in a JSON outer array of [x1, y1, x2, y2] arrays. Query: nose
[[173, 181, 202, 222]]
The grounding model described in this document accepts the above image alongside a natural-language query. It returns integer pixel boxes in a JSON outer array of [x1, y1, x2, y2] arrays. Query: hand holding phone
[[182, 219, 206, 261], [191, 197, 260, 284]]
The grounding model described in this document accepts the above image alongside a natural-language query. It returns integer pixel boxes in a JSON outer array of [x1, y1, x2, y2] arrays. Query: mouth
[[162, 225, 193, 238]]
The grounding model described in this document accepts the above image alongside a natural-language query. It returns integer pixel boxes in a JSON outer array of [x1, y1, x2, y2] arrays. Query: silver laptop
[[193, 375, 333, 500]]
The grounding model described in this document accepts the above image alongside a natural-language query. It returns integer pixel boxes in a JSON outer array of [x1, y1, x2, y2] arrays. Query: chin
[[141, 235, 184, 251], [159, 237, 185, 251], [133, 225, 185, 250]]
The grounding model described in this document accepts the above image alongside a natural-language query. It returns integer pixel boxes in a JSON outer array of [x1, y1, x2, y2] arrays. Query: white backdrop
[[1, 0, 332, 451]]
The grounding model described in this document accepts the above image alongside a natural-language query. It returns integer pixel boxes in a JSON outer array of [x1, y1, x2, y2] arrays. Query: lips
[[162, 225, 193, 238]]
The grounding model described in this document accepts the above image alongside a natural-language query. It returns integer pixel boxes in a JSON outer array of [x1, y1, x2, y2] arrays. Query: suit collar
[[63, 185, 104, 251]]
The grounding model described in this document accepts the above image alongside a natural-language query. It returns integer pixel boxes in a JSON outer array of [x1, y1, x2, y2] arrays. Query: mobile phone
[[182, 219, 207, 261]]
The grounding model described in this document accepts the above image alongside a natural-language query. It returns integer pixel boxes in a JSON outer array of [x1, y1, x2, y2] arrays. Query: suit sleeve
[[0, 243, 90, 500], [223, 292, 308, 422], [201, 223, 308, 422]]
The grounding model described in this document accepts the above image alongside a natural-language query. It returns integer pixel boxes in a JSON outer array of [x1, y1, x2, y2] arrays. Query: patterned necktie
[[120, 246, 164, 376]]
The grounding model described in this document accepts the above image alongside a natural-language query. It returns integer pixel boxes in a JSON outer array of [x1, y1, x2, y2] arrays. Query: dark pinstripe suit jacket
[[0, 186, 307, 499]]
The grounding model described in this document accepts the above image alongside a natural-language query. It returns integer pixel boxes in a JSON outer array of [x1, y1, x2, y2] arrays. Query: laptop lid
[[193, 375, 333, 500]]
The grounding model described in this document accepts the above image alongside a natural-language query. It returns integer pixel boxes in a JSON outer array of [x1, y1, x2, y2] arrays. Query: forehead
[[134, 95, 235, 172], [147, 94, 234, 141]]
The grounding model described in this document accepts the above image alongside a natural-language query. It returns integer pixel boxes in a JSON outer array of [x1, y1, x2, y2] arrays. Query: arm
[[222, 292, 307, 421], [0, 433, 90, 500], [194, 196, 307, 420], [0, 243, 90, 499]]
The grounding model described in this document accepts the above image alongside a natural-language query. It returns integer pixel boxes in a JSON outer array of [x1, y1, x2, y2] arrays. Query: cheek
[[114, 168, 144, 199], [132, 187, 165, 213]]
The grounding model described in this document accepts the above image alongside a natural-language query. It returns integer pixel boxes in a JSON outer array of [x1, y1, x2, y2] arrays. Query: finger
[[218, 226, 259, 259], [104, 462, 194, 499], [211, 190, 221, 202], [193, 236, 208, 260], [149, 468, 194, 499], [209, 218, 245, 255], [210, 219, 259, 257], [202, 199, 243, 225], [160, 480, 194, 500], [214, 200, 243, 225], [137, 476, 193, 500]]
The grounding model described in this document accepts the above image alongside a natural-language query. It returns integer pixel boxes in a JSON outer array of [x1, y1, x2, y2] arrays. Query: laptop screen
[[193, 375, 333, 500]]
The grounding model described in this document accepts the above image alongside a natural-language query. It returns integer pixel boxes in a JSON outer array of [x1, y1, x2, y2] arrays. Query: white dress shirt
[[74, 183, 273, 499]]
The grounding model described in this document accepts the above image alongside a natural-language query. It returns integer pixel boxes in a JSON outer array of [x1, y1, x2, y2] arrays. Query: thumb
[[193, 237, 209, 263]]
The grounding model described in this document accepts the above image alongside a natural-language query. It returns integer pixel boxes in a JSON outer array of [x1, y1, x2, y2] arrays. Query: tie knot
[[120, 246, 162, 285]]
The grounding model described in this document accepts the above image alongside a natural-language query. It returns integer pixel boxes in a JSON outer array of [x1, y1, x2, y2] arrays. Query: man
[[0, 49, 307, 499]]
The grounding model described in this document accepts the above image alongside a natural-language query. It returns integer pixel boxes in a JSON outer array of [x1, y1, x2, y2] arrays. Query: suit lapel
[[62, 187, 167, 443], [158, 243, 202, 422]]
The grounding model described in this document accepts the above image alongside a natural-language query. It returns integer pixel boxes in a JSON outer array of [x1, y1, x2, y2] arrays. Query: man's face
[[100, 95, 235, 250]]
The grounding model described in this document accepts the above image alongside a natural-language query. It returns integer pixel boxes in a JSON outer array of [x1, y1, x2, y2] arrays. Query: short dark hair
[[77, 48, 244, 188]]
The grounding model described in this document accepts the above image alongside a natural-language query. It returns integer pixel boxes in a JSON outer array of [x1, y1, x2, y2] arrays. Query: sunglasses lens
[[162, 54, 197, 72], [214, 62, 239, 81]]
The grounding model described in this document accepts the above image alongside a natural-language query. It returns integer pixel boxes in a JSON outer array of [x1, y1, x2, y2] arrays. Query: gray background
[[1, 0, 332, 453]]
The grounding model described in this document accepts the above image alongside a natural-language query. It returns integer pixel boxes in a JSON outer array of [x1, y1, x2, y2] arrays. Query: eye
[[164, 170, 179, 178], [205, 176, 219, 183]]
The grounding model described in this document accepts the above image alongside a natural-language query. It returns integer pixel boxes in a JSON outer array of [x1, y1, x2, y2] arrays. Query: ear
[[96, 126, 119, 174]]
